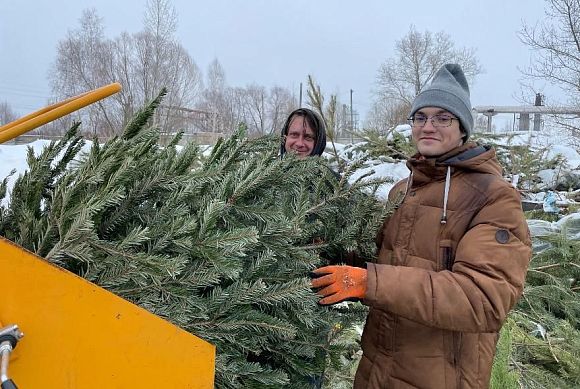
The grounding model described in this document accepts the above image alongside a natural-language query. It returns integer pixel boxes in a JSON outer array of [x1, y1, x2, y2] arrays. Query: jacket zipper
[[443, 247, 453, 270], [453, 332, 462, 387]]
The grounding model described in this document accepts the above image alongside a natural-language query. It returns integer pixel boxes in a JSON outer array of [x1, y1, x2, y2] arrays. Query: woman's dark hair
[[280, 108, 327, 157]]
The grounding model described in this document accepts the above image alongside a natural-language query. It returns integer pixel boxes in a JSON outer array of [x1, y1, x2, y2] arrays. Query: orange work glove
[[310, 265, 367, 305]]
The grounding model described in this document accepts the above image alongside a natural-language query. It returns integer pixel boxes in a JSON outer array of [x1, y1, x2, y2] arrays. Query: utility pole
[[299, 83, 303, 108], [261, 91, 265, 135], [533, 92, 543, 132], [350, 89, 354, 143]]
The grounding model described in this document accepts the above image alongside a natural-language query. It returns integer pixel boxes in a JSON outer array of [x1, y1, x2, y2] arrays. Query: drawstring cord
[[402, 167, 450, 224], [404, 172, 413, 197], [441, 166, 451, 224]]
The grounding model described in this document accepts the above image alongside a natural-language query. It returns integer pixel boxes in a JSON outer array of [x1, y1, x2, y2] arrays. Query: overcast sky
[[0, 0, 557, 124]]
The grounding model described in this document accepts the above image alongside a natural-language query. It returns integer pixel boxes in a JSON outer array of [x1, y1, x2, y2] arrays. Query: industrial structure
[[473, 93, 580, 133]]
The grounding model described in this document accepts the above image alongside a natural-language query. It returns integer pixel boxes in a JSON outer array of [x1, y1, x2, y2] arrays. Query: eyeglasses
[[407, 114, 457, 128]]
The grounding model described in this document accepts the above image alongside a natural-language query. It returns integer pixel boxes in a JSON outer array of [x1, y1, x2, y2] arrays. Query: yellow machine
[[0, 85, 215, 388]]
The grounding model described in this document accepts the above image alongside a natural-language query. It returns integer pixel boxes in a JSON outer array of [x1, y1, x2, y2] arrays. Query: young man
[[311, 64, 532, 388], [280, 108, 326, 158]]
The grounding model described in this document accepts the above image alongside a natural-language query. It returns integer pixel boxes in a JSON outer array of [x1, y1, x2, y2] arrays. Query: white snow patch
[[392, 124, 411, 138], [0, 140, 94, 206], [349, 161, 409, 200], [0, 140, 53, 205], [546, 144, 580, 169]]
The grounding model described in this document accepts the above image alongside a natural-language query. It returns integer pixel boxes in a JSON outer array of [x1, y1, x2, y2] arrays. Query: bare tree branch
[[371, 25, 482, 131], [49, 2, 202, 138], [518, 0, 580, 106]]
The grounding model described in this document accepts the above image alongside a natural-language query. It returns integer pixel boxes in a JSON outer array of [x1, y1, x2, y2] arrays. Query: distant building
[[473, 94, 580, 133]]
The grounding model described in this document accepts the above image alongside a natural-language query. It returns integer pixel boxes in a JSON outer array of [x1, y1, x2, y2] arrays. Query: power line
[[0, 81, 51, 94], [0, 88, 50, 100]]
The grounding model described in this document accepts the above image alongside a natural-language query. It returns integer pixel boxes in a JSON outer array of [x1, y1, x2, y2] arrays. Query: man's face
[[411, 107, 464, 157], [284, 115, 316, 158]]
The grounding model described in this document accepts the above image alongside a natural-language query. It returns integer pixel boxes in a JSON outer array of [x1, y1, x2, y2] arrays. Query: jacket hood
[[407, 143, 502, 186]]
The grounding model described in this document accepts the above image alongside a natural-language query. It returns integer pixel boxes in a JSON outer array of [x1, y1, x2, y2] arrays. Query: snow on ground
[[547, 144, 580, 169], [0, 140, 52, 180], [483, 131, 580, 192], [349, 161, 409, 200], [0, 140, 53, 205], [331, 140, 411, 200], [392, 124, 412, 138], [528, 212, 580, 253], [487, 130, 579, 158], [485, 131, 533, 147], [0, 140, 94, 206]]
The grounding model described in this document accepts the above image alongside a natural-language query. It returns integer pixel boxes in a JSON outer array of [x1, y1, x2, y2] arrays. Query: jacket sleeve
[[364, 183, 532, 333]]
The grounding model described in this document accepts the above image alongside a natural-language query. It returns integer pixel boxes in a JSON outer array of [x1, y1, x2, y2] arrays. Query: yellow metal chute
[[0, 238, 215, 388], [0, 83, 121, 144]]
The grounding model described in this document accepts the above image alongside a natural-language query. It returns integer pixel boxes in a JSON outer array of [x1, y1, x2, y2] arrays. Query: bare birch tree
[[371, 25, 482, 129], [49, 0, 202, 137], [198, 59, 297, 135], [267, 86, 297, 135], [240, 85, 297, 136], [519, 0, 580, 106], [242, 84, 267, 135], [50, 9, 118, 135], [198, 59, 228, 132], [0, 101, 17, 126]]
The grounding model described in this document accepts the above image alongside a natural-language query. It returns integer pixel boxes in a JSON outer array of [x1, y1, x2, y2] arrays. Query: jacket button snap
[[495, 229, 510, 244]]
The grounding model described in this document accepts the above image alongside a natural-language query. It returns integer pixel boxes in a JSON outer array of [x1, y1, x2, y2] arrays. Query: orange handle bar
[[0, 83, 121, 144]]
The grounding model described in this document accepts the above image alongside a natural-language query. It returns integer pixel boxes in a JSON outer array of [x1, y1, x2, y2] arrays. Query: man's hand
[[310, 265, 367, 305]]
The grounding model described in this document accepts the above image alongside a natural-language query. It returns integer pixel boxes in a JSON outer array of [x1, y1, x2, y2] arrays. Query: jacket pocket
[[361, 309, 395, 356]]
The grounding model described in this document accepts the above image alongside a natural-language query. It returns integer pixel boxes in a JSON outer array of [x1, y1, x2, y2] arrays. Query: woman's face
[[285, 115, 316, 158]]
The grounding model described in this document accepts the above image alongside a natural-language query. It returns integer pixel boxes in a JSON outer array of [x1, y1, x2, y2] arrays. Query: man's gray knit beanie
[[409, 63, 473, 140]]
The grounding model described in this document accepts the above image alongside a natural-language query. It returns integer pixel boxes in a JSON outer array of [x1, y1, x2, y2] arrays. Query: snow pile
[[547, 144, 580, 169], [349, 161, 408, 200], [392, 124, 412, 138], [0, 140, 53, 180], [0, 140, 54, 205], [0, 140, 95, 206]]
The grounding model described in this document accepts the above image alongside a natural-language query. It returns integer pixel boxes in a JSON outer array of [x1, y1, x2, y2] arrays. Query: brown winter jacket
[[355, 143, 532, 389]]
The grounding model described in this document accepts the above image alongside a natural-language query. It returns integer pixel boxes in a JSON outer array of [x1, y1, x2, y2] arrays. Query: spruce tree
[[491, 215, 580, 388], [0, 92, 390, 387]]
